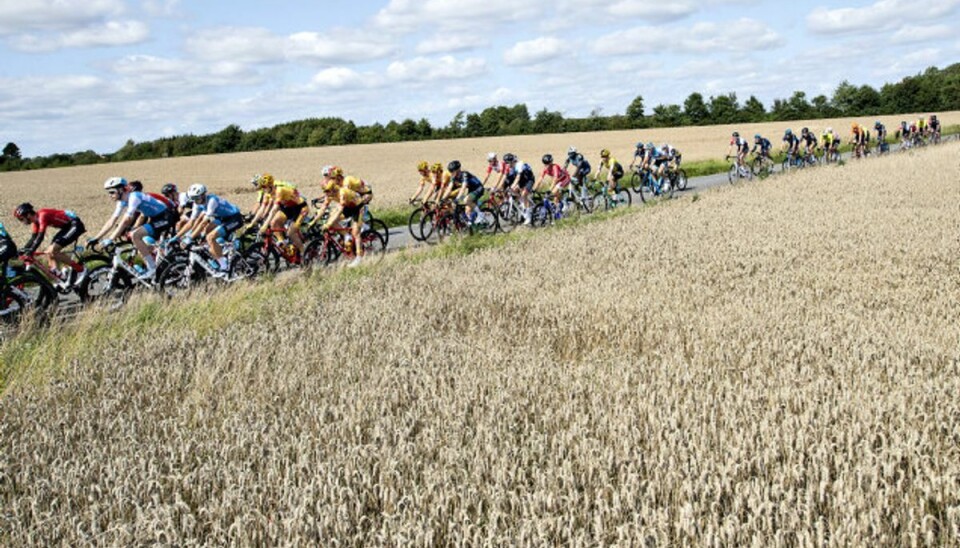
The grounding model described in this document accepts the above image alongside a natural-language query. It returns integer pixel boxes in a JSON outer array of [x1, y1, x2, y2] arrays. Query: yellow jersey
[[336, 186, 363, 207], [273, 181, 304, 207]]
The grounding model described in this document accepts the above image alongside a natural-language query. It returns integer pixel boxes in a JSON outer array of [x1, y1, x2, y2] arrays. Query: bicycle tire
[[0, 286, 27, 326], [496, 201, 517, 233], [728, 164, 738, 184], [638, 177, 655, 204], [531, 202, 553, 227], [472, 207, 499, 236], [157, 256, 200, 298], [408, 207, 427, 241], [360, 230, 386, 264], [367, 218, 390, 248], [629, 171, 644, 194], [673, 169, 688, 191]]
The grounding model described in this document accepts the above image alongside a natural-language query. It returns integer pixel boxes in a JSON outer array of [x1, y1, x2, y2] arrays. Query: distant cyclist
[[729, 132, 750, 170], [503, 153, 536, 225], [929, 114, 941, 140], [629, 141, 647, 171], [564, 147, 592, 198], [446, 160, 485, 224], [752, 134, 772, 159], [13, 203, 87, 288], [409, 161, 440, 204], [539, 153, 572, 210], [96, 177, 176, 279], [874, 121, 888, 152], [781, 129, 800, 158], [482, 152, 508, 191], [177, 184, 243, 275], [851, 123, 867, 157], [595, 149, 624, 196], [800, 128, 818, 158]]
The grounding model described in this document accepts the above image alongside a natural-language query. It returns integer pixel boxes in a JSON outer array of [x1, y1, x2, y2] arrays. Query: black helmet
[[801, 127, 809, 134], [732, 131, 739, 137], [14, 202, 34, 220], [503, 152, 516, 163], [130, 180, 143, 192], [447, 160, 461, 172], [161, 183, 178, 195], [542, 153, 553, 165]]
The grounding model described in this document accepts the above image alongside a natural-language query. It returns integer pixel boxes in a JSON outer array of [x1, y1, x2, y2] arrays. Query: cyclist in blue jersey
[[445, 160, 485, 224], [641, 141, 669, 183], [751, 134, 772, 161], [782, 129, 800, 157], [175, 184, 243, 274], [564, 146, 592, 198], [629, 141, 647, 171], [800, 128, 818, 158], [502, 153, 536, 225], [95, 177, 176, 279]]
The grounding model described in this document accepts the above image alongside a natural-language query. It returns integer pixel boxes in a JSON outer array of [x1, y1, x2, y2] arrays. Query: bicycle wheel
[[629, 171, 644, 194], [0, 286, 27, 325], [157, 257, 201, 297], [673, 169, 688, 191], [661, 178, 676, 200], [360, 230, 387, 264], [728, 164, 738, 184], [531, 202, 553, 227], [366, 217, 390, 248], [592, 191, 612, 212], [408, 207, 428, 241], [638, 178, 655, 204], [496, 202, 517, 233], [472, 207, 499, 236], [86, 267, 134, 310]]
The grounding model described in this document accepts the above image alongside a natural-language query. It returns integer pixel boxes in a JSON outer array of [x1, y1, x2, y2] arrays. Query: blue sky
[[1, 0, 958, 156]]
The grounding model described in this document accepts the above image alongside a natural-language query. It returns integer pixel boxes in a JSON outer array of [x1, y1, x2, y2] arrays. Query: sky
[[1, 0, 958, 156]]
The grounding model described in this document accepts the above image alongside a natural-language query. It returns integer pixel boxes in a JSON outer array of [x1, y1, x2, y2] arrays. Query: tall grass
[[1, 143, 959, 545]]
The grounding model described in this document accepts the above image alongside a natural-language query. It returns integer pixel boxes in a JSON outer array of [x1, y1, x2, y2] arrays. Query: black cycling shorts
[[342, 205, 363, 224], [144, 209, 175, 238], [52, 218, 86, 247], [279, 202, 306, 221]]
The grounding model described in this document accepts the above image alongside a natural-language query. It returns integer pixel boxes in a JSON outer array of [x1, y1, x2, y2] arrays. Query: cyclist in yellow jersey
[[917, 117, 927, 136], [319, 166, 371, 267], [409, 161, 440, 204], [249, 174, 308, 256], [594, 149, 624, 196]]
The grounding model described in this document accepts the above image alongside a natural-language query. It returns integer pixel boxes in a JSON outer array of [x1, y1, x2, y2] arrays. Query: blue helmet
[[646, 142, 655, 149], [635, 141, 644, 149], [784, 129, 793, 136], [754, 134, 761, 140]]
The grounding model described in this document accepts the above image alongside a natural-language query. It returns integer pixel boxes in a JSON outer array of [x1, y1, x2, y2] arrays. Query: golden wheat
[[1, 143, 959, 545], [0, 111, 956, 239]]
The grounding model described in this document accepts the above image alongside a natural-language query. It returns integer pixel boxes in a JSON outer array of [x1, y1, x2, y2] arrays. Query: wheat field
[[1, 142, 958, 544], [0, 111, 956, 239]]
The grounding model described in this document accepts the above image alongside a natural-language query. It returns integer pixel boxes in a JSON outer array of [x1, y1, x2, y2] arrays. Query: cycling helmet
[[258, 173, 275, 188], [874, 121, 882, 128], [249, 174, 261, 187], [13, 202, 34, 220], [930, 114, 937, 120], [103, 176, 127, 191], [486, 152, 497, 162], [416, 160, 429, 171], [187, 183, 207, 201], [567, 146, 577, 155], [447, 160, 461, 172], [801, 127, 809, 134], [660, 143, 669, 150], [324, 166, 343, 179], [732, 131, 739, 138], [635, 141, 644, 149], [646, 142, 655, 150], [431, 162, 443, 173], [542, 154, 553, 165], [503, 152, 517, 163], [851, 122, 859, 130], [600, 148, 610, 158], [826, 127, 833, 133], [161, 183, 178, 195], [130, 180, 143, 192], [784, 129, 792, 136]]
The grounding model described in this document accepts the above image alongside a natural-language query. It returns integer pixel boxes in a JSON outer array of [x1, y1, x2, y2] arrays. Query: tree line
[[2, 63, 958, 172]]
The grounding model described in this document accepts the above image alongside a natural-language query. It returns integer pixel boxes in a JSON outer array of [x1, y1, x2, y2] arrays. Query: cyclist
[[729, 132, 750, 170], [409, 161, 440, 204], [595, 149, 624, 197], [663, 143, 682, 168], [502, 153, 536, 225], [929, 114, 940, 140], [176, 184, 243, 275], [539, 153, 572, 210], [851, 123, 867, 157], [318, 165, 374, 225], [445, 160, 485, 224], [752, 134, 773, 163], [93, 177, 175, 279], [161, 183, 193, 231], [800, 128, 818, 159], [251, 174, 308, 258], [874, 121, 888, 152], [629, 141, 647, 171], [564, 146, 592, 199], [820, 128, 834, 159], [319, 168, 373, 268], [482, 152, 508, 191], [917, 116, 927, 138], [781, 129, 800, 159], [13, 203, 87, 288]]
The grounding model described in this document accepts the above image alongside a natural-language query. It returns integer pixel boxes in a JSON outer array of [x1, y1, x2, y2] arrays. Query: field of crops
[[1, 142, 958, 544], [0, 111, 957, 240]]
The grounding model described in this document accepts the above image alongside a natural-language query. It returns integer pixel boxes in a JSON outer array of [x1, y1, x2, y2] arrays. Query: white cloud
[[415, 34, 486, 55], [0, 0, 125, 34], [504, 37, 565, 66], [386, 55, 488, 82], [373, 0, 542, 33], [184, 27, 396, 66], [310, 67, 371, 90], [141, 0, 181, 17], [891, 24, 953, 44], [807, 0, 960, 35], [608, 0, 697, 21], [110, 55, 260, 88], [11, 20, 149, 52], [594, 18, 781, 55]]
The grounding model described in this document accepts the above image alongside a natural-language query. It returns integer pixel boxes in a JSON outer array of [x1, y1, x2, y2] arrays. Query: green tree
[[683, 93, 709, 125], [708, 93, 739, 124], [532, 108, 564, 133], [650, 104, 682, 127], [625, 95, 646, 126], [831, 80, 859, 115], [741, 95, 767, 122], [3, 142, 21, 160]]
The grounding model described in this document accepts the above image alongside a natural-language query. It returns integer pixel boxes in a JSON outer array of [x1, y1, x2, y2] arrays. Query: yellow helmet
[[851, 122, 859, 131], [431, 162, 443, 173], [322, 179, 339, 192], [417, 160, 429, 171], [600, 148, 610, 158], [330, 166, 343, 179], [258, 173, 274, 188]]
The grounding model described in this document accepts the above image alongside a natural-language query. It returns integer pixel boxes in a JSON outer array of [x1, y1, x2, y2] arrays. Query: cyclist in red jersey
[[13, 202, 87, 286], [538, 153, 571, 210]]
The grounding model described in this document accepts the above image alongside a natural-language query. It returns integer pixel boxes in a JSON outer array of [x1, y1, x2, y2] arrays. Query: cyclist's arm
[[91, 203, 124, 241], [259, 202, 280, 233], [322, 202, 344, 231], [21, 226, 43, 255], [188, 217, 212, 240]]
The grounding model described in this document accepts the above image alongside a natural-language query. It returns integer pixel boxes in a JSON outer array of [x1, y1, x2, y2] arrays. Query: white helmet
[[103, 177, 127, 191], [187, 183, 207, 200], [826, 127, 833, 133], [567, 146, 577, 154], [249, 173, 261, 186], [487, 152, 497, 162], [321, 165, 334, 178]]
